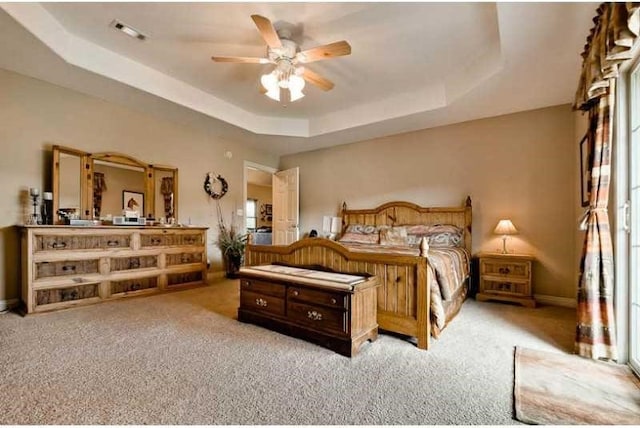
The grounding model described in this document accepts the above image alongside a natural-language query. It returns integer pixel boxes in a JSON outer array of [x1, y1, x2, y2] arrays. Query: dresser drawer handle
[[498, 267, 510, 275], [61, 265, 76, 272], [150, 238, 162, 245], [330, 298, 337, 305], [307, 310, 323, 321], [106, 240, 120, 247], [52, 242, 67, 249], [292, 290, 299, 296], [255, 298, 268, 307]]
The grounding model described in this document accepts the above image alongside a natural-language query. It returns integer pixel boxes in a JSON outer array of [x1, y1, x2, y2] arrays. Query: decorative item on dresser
[[245, 197, 473, 350], [476, 252, 535, 308], [20, 225, 208, 314], [237, 264, 380, 357]]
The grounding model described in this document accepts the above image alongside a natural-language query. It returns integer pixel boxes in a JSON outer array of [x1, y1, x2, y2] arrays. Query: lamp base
[[501, 236, 508, 254]]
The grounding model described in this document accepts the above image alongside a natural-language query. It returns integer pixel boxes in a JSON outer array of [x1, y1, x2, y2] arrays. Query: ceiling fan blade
[[302, 68, 334, 91], [211, 56, 270, 64], [297, 41, 351, 63], [251, 14, 282, 49]]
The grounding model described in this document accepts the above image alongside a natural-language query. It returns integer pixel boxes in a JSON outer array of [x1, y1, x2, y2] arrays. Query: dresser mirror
[[52, 145, 178, 224]]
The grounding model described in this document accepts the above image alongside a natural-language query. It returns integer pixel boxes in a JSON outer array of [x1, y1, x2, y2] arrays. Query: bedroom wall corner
[[280, 104, 578, 300]]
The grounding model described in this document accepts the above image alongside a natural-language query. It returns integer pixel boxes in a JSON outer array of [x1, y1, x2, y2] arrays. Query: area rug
[[514, 346, 640, 425]]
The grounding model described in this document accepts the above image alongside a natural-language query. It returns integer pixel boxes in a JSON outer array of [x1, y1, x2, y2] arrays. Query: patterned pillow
[[405, 224, 464, 248], [338, 224, 379, 244], [339, 232, 379, 244], [344, 224, 378, 234], [379, 226, 408, 246]]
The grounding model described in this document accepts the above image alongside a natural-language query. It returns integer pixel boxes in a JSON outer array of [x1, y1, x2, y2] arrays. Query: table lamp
[[494, 219, 518, 254]]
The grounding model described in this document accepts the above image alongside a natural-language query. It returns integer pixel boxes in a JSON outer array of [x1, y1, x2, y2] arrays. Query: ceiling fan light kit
[[211, 14, 351, 103]]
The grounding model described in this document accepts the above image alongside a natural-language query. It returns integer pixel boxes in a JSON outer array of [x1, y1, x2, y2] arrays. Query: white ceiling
[[0, 2, 596, 156]]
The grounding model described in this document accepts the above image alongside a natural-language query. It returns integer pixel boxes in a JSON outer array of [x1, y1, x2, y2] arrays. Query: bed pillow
[[338, 224, 379, 244], [405, 224, 464, 248], [379, 226, 408, 246]]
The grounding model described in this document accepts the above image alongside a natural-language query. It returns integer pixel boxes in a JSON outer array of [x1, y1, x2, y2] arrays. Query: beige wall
[[0, 68, 279, 302], [281, 105, 578, 299]]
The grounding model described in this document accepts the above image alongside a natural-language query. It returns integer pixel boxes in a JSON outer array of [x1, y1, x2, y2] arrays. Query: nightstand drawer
[[481, 259, 530, 279], [476, 253, 535, 308], [480, 279, 530, 296]]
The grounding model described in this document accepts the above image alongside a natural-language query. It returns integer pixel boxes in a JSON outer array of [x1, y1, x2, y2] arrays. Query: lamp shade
[[494, 219, 518, 235]]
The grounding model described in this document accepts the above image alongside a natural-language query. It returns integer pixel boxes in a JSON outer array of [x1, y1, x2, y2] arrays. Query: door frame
[[616, 44, 640, 369]]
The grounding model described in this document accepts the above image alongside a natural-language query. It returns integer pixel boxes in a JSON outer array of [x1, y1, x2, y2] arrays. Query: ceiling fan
[[211, 15, 351, 102]]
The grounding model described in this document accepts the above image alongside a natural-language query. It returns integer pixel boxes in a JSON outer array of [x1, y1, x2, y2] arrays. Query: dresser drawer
[[481, 259, 530, 279], [288, 286, 348, 309], [35, 282, 100, 306], [34, 234, 131, 251], [35, 259, 99, 279], [240, 278, 285, 298], [287, 301, 347, 334], [241, 290, 285, 317]]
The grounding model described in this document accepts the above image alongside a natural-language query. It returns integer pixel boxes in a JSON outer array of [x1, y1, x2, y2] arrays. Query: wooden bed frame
[[244, 197, 472, 350]]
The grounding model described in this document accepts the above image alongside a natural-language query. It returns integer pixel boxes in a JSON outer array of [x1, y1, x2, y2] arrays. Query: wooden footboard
[[245, 238, 432, 350]]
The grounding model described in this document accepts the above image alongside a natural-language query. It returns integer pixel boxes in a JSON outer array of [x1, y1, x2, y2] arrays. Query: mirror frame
[[52, 145, 90, 222], [52, 145, 178, 223]]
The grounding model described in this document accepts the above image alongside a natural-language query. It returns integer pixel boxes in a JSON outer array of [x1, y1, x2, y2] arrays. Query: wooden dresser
[[476, 252, 535, 308], [21, 225, 208, 313], [237, 265, 380, 357]]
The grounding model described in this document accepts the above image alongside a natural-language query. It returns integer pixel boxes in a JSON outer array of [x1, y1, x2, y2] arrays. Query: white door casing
[[272, 167, 299, 245]]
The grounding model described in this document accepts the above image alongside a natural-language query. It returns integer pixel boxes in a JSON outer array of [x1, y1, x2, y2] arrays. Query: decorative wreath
[[203, 172, 228, 199]]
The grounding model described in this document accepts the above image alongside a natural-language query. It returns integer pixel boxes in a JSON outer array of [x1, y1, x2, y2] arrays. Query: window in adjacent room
[[246, 198, 257, 231]]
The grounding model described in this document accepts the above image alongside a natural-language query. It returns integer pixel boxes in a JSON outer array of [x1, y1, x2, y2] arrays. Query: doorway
[[244, 162, 276, 245]]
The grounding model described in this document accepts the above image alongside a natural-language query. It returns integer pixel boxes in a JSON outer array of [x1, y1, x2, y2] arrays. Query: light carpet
[[514, 346, 640, 425], [0, 280, 576, 425]]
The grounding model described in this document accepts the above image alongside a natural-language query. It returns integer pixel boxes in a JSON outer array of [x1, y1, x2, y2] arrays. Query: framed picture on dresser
[[580, 134, 592, 207], [123, 190, 144, 214]]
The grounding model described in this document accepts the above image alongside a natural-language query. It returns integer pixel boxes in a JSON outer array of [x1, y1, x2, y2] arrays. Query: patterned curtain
[[160, 177, 174, 219], [93, 172, 107, 218], [574, 3, 640, 361]]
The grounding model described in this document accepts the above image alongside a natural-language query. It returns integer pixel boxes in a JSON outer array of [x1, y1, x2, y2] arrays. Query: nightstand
[[476, 253, 536, 308]]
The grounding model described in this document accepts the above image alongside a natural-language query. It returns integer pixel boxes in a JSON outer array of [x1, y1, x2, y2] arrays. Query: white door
[[272, 167, 299, 245]]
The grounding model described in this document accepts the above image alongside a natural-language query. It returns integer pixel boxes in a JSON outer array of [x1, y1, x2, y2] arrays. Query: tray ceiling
[[0, 2, 596, 155]]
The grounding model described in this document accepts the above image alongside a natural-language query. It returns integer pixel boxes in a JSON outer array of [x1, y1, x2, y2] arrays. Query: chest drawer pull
[[106, 240, 120, 247], [151, 238, 162, 245], [62, 265, 77, 272], [330, 298, 337, 304], [52, 242, 67, 249], [292, 290, 299, 296], [307, 310, 323, 321], [255, 298, 268, 307], [498, 267, 511, 275]]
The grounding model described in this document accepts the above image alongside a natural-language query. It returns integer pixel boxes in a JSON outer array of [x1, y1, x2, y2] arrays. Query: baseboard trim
[[534, 294, 576, 308], [0, 298, 20, 312]]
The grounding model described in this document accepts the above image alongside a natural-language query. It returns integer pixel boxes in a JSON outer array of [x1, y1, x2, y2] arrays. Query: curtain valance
[[574, 2, 640, 110]]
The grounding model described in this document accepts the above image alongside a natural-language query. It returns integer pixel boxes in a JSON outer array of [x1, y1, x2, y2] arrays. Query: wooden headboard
[[340, 196, 473, 253]]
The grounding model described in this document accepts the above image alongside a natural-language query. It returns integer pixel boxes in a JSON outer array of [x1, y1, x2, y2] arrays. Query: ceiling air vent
[[111, 20, 146, 41]]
